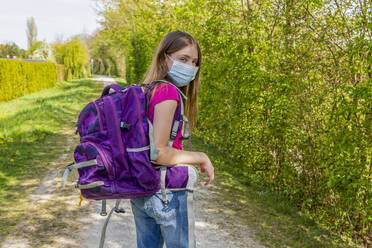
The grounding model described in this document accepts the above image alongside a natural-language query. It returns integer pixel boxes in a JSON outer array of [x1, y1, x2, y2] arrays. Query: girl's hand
[[199, 152, 214, 186]]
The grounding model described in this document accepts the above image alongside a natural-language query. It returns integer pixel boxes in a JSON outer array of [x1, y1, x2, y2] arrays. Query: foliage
[[56, 64, 65, 82], [28, 41, 54, 60], [53, 39, 90, 80], [26, 16, 38, 49], [0, 42, 27, 59], [28, 41, 43, 55], [97, 0, 371, 243], [89, 30, 125, 77], [0, 59, 57, 102]]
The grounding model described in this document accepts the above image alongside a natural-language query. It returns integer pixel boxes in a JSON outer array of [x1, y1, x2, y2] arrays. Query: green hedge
[[0, 59, 57, 102], [98, 0, 371, 242]]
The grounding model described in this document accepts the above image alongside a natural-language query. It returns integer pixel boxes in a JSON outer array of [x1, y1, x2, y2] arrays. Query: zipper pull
[[77, 193, 83, 207]]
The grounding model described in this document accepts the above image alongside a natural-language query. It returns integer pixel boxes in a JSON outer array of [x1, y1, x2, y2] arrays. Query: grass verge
[[0, 79, 103, 242]]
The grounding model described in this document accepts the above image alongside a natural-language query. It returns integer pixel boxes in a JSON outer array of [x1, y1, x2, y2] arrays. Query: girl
[[130, 30, 214, 248]]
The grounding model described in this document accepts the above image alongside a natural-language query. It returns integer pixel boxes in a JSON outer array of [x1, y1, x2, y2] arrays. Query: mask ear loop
[[166, 53, 175, 62], [165, 54, 177, 74]]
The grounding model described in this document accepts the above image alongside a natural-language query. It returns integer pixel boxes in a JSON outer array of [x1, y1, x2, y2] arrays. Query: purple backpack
[[61, 80, 197, 202], [61, 80, 198, 247]]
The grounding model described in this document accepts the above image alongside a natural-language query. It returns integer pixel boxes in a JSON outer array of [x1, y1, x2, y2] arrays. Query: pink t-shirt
[[148, 83, 183, 150]]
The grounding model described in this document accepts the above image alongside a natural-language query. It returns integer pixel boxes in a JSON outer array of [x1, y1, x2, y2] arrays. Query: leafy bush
[[54, 39, 90, 80], [0, 42, 27, 59], [89, 31, 126, 77], [97, 0, 371, 242]]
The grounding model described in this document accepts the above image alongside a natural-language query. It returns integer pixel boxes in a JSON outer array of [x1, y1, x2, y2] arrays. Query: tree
[[26, 17, 38, 49], [96, 0, 371, 243], [0, 42, 27, 58], [89, 30, 125, 77], [28, 41, 53, 60], [53, 38, 90, 80]]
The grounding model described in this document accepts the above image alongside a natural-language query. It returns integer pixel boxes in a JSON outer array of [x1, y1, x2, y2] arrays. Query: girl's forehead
[[172, 45, 198, 60]]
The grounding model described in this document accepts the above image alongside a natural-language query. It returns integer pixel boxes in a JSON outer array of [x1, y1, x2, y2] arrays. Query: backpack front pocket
[[125, 147, 159, 192], [73, 142, 115, 199]]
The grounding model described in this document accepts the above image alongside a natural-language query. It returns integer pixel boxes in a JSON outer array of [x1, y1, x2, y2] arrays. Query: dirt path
[[1, 76, 265, 248]]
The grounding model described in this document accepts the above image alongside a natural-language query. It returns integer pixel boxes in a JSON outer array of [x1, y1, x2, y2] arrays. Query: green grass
[[188, 136, 359, 248], [0, 79, 103, 239]]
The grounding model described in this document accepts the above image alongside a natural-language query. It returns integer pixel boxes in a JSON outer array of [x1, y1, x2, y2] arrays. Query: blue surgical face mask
[[167, 55, 199, 87]]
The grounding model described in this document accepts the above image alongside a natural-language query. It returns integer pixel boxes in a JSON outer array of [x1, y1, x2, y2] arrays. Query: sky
[[0, 0, 102, 49]]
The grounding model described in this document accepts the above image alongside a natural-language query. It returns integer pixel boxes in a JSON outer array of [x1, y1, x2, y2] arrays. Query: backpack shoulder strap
[[168, 89, 189, 147], [144, 80, 190, 158]]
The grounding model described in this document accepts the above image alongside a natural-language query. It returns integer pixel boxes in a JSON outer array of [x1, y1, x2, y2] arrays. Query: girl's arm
[[152, 99, 214, 185]]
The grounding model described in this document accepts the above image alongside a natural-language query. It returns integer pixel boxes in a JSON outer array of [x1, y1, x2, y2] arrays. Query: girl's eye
[[179, 58, 186, 62]]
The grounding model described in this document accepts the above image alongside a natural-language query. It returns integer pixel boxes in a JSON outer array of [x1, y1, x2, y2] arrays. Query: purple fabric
[[73, 82, 190, 200], [164, 166, 188, 188], [101, 83, 124, 97]]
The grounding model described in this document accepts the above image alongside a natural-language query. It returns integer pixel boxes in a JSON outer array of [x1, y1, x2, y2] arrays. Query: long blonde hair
[[143, 31, 202, 130]]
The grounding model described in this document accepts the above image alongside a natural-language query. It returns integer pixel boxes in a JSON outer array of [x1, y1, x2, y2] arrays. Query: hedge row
[[98, 0, 371, 242], [0, 59, 57, 102]]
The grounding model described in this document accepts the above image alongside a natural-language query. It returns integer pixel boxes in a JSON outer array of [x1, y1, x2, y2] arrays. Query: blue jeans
[[130, 191, 195, 248]]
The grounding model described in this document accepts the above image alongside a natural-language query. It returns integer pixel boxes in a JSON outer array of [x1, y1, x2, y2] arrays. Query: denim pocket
[[144, 193, 177, 224]]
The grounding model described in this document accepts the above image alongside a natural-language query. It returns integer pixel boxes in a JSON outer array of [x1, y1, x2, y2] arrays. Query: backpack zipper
[[93, 101, 103, 130], [108, 96, 125, 180], [85, 141, 111, 177]]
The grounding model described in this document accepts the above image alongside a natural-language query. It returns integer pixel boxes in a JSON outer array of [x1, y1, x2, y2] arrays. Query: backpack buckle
[[120, 121, 131, 130], [170, 130, 177, 140]]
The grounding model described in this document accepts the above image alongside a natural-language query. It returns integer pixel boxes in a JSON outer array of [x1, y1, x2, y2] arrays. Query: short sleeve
[[147, 83, 183, 150], [150, 83, 180, 107]]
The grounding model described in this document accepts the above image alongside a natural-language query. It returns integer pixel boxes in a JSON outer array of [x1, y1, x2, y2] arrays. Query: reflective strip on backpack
[[168, 120, 180, 147], [61, 159, 98, 187], [179, 99, 190, 140], [185, 165, 197, 248], [126, 146, 150, 152], [187, 190, 196, 248], [75, 181, 104, 189], [160, 166, 169, 204], [148, 119, 160, 162], [181, 115, 190, 139], [163, 188, 194, 192], [72, 159, 98, 169], [185, 165, 197, 247]]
